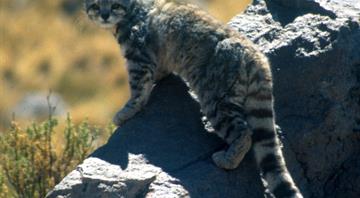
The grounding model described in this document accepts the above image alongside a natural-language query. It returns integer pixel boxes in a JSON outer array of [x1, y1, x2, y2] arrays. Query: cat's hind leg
[[212, 126, 252, 170], [210, 101, 253, 170]]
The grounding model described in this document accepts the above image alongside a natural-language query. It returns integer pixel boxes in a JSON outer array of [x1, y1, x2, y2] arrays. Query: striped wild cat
[[84, 0, 303, 197]]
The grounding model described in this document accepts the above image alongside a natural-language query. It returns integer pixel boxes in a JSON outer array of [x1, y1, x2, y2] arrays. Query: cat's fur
[[84, 0, 303, 197]]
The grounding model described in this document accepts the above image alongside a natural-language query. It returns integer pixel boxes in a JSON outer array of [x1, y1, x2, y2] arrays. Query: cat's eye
[[111, 3, 124, 10], [89, 3, 100, 11]]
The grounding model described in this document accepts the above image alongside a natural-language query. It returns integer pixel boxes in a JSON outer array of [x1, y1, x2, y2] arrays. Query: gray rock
[[48, 0, 360, 197], [12, 92, 68, 120], [230, 0, 360, 197], [47, 156, 187, 198], [47, 75, 266, 198]]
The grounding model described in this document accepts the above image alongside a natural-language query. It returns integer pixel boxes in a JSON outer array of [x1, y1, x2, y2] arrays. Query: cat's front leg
[[113, 60, 155, 126]]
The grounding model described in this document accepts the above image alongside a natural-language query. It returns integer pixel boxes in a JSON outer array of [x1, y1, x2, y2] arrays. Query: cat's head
[[84, 0, 131, 28]]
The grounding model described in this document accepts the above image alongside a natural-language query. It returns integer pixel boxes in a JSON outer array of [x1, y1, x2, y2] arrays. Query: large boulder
[[230, 0, 360, 197], [47, 75, 266, 198], [48, 0, 360, 197]]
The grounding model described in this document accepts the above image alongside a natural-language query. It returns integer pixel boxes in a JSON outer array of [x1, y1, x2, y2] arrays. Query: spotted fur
[[85, 0, 303, 197]]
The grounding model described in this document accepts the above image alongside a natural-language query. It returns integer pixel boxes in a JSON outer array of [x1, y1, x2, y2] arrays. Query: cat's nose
[[101, 13, 110, 21]]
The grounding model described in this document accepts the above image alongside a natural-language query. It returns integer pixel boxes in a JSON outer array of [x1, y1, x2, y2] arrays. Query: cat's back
[[149, 0, 229, 42], [148, 0, 269, 79]]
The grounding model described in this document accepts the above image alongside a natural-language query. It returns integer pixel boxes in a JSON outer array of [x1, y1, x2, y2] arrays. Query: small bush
[[0, 172, 9, 198], [0, 114, 114, 198]]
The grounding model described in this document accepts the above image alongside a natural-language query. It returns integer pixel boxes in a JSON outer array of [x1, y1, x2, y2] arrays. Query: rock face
[[230, 0, 360, 197], [48, 0, 360, 197], [47, 75, 266, 198]]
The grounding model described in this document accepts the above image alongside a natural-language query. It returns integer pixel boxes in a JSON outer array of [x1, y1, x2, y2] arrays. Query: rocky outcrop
[[47, 75, 266, 198], [47, 0, 360, 197], [230, 0, 360, 197]]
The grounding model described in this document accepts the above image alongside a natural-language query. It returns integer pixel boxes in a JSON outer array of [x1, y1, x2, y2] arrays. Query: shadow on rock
[[90, 75, 266, 197]]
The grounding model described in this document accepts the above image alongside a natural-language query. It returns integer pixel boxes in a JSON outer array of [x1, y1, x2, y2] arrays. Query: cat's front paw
[[212, 150, 238, 170]]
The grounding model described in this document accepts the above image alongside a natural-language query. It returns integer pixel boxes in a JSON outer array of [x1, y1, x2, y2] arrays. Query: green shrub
[[0, 171, 9, 198], [0, 114, 114, 198]]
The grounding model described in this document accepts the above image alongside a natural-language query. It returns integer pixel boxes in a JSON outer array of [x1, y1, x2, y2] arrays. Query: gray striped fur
[[85, 0, 303, 197]]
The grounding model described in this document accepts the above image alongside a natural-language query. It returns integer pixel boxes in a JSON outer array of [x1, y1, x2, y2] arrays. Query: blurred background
[[0, 0, 252, 132]]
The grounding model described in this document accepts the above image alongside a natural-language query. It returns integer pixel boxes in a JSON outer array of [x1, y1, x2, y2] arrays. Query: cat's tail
[[245, 70, 302, 198], [252, 124, 302, 198], [244, 53, 303, 198]]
